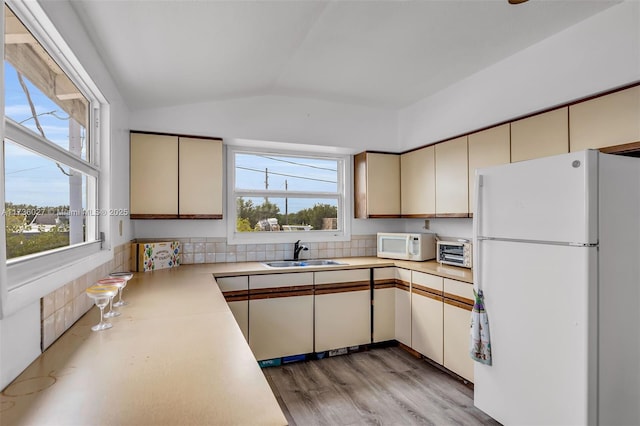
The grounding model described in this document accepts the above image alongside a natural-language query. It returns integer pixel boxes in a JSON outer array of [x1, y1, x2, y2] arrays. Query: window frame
[[226, 144, 352, 245], [1, 0, 111, 317]]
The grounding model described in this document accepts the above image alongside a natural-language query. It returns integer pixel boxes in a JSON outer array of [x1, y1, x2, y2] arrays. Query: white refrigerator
[[473, 150, 640, 425]]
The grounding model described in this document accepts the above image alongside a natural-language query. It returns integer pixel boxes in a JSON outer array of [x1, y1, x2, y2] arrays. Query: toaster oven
[[437, 240, 472, 268]]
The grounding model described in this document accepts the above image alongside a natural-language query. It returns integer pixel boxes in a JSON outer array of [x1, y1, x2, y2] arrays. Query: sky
[[4, 61, 87, 209]]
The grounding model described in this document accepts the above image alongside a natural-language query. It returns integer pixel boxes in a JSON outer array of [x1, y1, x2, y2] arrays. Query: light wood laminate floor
[[263, 346, 500, 426]]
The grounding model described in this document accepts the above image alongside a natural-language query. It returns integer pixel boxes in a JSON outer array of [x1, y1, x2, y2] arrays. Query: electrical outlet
[[119, 220, 123, 236], [424, 220, 430, 230]]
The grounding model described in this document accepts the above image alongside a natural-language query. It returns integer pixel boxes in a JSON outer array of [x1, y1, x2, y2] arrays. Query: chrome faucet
[[293, 240, 308, 260]]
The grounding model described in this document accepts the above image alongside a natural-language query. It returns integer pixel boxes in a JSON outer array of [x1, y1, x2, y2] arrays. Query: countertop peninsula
[[0, 257, 472, 425], [1, 265, 288, 426]]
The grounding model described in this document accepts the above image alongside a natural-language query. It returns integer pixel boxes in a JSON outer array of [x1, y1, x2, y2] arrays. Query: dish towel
[[470, 289, 492, 365]]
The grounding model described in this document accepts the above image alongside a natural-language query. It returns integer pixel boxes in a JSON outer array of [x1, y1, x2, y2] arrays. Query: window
[[3, 2, 105, 292], [228, 146, 351, 243]]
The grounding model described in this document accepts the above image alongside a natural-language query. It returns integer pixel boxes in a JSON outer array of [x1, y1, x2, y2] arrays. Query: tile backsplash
[[41, 243, 132, 351], [144, 234, 377, 265]]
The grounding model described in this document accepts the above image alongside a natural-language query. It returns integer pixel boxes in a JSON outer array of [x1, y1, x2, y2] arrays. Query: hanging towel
[[470, 289, 492, 365]]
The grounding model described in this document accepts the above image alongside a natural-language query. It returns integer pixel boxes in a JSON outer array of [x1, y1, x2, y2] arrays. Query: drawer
[[412, 270, 443, 293], [250, 272, 314, 289], [216, 276, 248, 292], [444, 278, 474, 304]]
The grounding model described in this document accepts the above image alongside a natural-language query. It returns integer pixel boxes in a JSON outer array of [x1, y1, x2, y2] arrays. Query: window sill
[[3, 242, 110, 317]]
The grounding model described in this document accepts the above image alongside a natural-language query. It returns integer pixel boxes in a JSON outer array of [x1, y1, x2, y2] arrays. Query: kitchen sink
[[262, 259, 347, 268]]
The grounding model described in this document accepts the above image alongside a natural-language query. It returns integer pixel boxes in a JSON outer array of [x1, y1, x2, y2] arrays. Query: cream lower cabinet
[[411, 271, 444, 364], [443, 278, 474, 382], [395, 268, 412, 347], [315, 269, 371, 352], [373, 267, 396, 343], [216, 276, 249, 342], [249, 273, 314, 361]]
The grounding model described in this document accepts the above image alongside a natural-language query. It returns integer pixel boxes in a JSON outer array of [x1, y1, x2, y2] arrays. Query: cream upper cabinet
[[130, 133, 179, 218], [130, 132, 223, 219], [354, 152, 401, 218], [511, 107, 568, 162], [179, 137, 223, 217], [401, 145, 436, 217], [467, 124, 510, 214], [435, 136, 468, 217], [570, 86, 640, 152]]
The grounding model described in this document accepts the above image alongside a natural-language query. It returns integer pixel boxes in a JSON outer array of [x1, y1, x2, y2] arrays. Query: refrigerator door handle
[[473, 174, 483, 290]]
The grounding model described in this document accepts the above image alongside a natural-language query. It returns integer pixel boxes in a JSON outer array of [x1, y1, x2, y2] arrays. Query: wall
[[398, 1, 640, 151], [0, 0, 131, 390]]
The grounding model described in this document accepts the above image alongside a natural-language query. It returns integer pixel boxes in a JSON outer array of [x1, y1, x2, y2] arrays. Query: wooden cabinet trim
[[315, 281, 371, 295], [444, 298, 473, 311], [130, 214, 179, 220], [131, 129, 222, 141], [443, 292, 474, 307], [222, 290, 250, 302], [249, 285, 314, 300], [394, 280, 410, 292], [599, 141, 640, 155], [411, 284, 443, 301], [373, 278, 395, 289]]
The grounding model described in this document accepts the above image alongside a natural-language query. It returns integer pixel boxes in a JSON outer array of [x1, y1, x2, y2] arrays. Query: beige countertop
[[1, 257, 471, 425], [0, 266, 287, 426], [208, 256, 474, 284]]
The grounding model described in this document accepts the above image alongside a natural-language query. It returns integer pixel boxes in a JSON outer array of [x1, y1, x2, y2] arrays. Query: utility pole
[[264, 168, 269, 203], [285, 179, 288, 224]]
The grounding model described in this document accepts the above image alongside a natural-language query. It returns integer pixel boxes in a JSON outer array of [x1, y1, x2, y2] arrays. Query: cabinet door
[[216, 276, 249, 342], [249, 273, 314, 361], [179, 137, 223, 218], [468, 124, 510, 214], [401, 146, 436, 217], [130, 133, 179, 218], [373, 267, 396, 343], [354, 152, 400, 218], [570, 86, 640, 152], [443, 278, 474, 382], [394, 268, 412, 346], [435, 136, 468, 217], [411, 271, 444, 364], [315, 269, 371, 352], [511, 107, 568, 162], [444, 303, 473, 382]]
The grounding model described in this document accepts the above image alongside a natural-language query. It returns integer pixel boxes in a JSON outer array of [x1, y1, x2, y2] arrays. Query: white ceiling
[[70, 0, 620, 111]]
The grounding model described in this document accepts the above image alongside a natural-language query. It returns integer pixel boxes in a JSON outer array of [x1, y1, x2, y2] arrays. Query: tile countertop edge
[[0, 267, 288, 426], [205, 257, 474, 284]]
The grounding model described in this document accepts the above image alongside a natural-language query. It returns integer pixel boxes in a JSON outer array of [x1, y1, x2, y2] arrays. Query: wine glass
[[86, 285, 119, 331], [98, 278, 125, 318], [109, 272, 133, 307]]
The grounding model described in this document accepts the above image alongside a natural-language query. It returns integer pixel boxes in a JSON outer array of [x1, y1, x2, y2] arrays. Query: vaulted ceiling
[[70, 0, 620, 111]]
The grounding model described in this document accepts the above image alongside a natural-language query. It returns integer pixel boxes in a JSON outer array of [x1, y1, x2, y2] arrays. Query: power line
[[253, 154, 337, 172], [6, 166, 46, 175], [236, 166, 337, 184]]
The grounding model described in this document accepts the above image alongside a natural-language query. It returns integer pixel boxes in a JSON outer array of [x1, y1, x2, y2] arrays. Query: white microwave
[[377, 232, 436, 261]]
